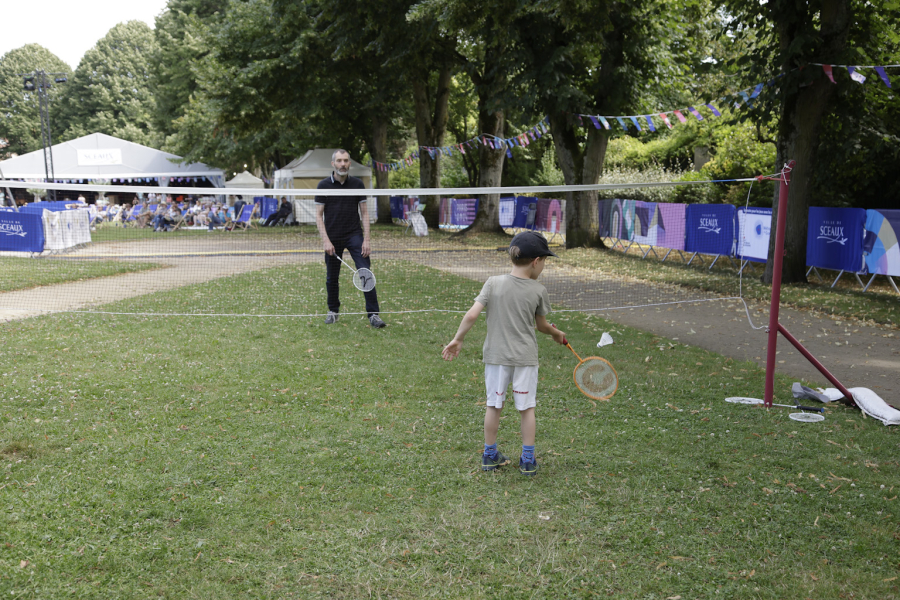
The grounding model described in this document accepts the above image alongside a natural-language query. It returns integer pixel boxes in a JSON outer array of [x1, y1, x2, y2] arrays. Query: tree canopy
[[0, 44, 71, 159]]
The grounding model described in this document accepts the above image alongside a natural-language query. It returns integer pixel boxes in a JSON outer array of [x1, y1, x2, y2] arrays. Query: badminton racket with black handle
[[334, 254, 376, 292], [726, 397, 824, 413]]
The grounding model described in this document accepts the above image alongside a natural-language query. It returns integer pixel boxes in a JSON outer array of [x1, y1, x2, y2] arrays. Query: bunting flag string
[[369, 63, 897, 173], [574, 62, 898, 138], [371, 116, 551, 172]]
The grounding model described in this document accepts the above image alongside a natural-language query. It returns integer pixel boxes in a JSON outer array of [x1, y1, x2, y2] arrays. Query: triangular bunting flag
[[659, 113, 673, 129], [644, 115, 656, 132], [823, 64, 836, 84], [848, 66, 866, 84], [589, 115, 603, 129], [749, 83, 764, 99], [629, 116, 642, 131], [616, 117, 629, 131], [598, 116, 610, 130], [704, 103, 721, 117], [687, 106, 703, 121], [875, 66, 892, 88], [673, 110, 687, 124]]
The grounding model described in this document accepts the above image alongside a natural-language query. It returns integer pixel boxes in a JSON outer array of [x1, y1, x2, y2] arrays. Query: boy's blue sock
[[522, 445, 535, 463], [484, 443, 498, 458]]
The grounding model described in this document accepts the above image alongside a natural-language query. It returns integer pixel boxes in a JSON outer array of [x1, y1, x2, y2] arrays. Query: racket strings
[[573, 357, 618, 400]]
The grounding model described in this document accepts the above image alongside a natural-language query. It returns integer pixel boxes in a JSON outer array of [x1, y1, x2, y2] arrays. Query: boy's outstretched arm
[[535, 314, 567, 345], [442, 301, 485, 361]]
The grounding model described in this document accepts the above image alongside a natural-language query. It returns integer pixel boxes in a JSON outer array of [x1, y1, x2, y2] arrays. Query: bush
[[598, 164, 719, 204]]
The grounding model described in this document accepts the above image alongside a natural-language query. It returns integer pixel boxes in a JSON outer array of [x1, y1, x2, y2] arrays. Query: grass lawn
[[0, 258, 160, 293], [1, 262, 897, 599], [558, 247, 899, 329]]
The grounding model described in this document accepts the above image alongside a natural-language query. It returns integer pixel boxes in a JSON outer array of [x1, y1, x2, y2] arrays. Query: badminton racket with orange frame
[[553, 325, 618, 401]]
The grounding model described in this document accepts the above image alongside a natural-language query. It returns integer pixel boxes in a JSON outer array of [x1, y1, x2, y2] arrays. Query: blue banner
[[0, 209, 46, 252], [806, 207, 865, 272], [254, 196, 279, 220], [390, 196, 404, 220], [685, 204, 735, 256], [19, 200, 85, 214]]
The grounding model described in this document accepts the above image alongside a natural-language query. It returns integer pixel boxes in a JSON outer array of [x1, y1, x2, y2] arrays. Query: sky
[[1, 0, 171, 70]]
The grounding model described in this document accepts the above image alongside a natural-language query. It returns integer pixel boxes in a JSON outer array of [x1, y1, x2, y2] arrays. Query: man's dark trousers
[[325, 233, 380, 317]]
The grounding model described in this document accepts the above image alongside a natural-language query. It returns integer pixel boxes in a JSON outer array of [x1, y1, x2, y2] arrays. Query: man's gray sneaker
[[325, 311, 339, 324], [369, 314, 386, 329]]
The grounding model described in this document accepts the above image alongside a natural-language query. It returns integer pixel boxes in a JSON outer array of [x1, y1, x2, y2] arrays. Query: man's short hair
[[332, 149, 350, 162]]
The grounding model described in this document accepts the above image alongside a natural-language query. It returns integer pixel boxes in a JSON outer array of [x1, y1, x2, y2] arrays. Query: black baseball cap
[[510, 231, 558, 259]]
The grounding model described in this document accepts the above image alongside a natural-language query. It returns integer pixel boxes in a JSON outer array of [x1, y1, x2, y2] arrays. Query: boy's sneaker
[[369, 314, 386, 328], [325, 311, 339, 324], [482, 451, 510, 471], [519, 457, 539, 476]]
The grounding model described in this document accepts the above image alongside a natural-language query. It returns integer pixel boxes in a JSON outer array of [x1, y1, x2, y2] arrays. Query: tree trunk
[[457, 105, 505, 235], [412, 66, 451, 228], [550, 113, 609, 248], [763, 0, 850, 284], [370, 113, 391, 223]]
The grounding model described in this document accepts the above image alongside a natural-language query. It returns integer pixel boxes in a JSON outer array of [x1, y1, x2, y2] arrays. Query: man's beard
[[336, 167, 349, 176]]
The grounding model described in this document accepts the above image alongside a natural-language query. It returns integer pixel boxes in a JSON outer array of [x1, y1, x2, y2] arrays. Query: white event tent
[[225, 170, 264, 189], [0, 132, 226, 192], [274, 149, 375, 223]]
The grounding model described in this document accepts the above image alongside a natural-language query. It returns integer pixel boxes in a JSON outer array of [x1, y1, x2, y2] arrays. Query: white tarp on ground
[[290, 198, 377, 225], [42, 209, 91, 251], [821, 387, 900, 426]]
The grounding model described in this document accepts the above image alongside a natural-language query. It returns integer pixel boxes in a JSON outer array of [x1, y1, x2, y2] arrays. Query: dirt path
[[2, 236, 897, 406]]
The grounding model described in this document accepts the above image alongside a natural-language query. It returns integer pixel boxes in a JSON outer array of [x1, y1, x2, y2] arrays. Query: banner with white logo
[[685, 204, 735, 256], [806, 207, 865, 272], [0, 211, 45, 252]]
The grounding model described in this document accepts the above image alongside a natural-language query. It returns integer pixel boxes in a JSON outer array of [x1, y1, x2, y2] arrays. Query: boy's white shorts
[[484, 364, 538, 411]]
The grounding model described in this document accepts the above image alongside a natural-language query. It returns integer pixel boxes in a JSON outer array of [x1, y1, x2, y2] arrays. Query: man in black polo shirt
[[315, 149, 386, 328]]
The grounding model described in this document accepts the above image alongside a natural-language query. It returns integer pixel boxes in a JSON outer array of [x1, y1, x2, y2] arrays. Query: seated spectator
[[153, 203, 179, 231], [263, 197, 293, 226], [208, 205, 226, 231]]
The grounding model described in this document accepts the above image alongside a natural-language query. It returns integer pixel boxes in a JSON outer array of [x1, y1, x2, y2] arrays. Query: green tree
[[0, 45, 71, 159], [515, 0, 712, 247], [56, 21, 161, 147], [321, 0, 456, 224], [152, 0, 227, 137], [722, 0, 899, 283]]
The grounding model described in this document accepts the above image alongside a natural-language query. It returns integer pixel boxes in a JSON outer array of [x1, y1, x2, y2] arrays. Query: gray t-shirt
[[475, 274, 551, 366]]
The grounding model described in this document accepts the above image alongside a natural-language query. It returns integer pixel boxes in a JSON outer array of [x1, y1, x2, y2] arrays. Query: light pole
[[0, 137, 15, 209], [21, 70, 67, 200]]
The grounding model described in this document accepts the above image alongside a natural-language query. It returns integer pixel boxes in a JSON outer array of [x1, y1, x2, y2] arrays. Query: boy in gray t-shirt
[[442, 231, 566, 476]]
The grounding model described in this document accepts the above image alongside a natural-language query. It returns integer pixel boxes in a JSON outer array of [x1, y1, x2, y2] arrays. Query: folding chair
[[169, 209, 190, 231], [227, 203, 259, 232], [124, 204, 143, 227]]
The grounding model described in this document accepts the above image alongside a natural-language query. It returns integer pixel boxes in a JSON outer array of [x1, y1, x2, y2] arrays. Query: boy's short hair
[[509, 245, 537, 266]]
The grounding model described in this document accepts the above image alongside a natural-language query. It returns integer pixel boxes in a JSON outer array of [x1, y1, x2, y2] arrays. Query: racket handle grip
[[795, 405, 824, 413], [550, 323, 567, 345]]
